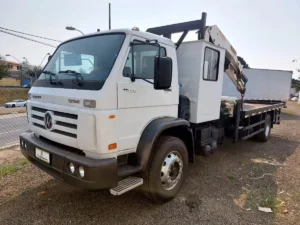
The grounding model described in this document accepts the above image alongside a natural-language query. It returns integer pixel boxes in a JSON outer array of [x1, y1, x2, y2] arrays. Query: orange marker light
[[109, 115, 115, 119], [108, 143, 117, 150]]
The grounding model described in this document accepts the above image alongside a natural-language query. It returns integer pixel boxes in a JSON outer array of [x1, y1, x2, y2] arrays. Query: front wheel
[[256, 114, 271, 142], [142, 136, 188, 203]]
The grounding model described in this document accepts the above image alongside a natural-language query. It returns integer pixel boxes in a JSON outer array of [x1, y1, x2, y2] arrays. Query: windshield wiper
[[42, 70, 61, 85], [58, 70, 82, 75], [58, 70, 84, 85]]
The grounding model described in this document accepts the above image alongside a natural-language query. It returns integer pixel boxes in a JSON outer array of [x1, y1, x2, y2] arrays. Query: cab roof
[[62, 29, 175, 48]]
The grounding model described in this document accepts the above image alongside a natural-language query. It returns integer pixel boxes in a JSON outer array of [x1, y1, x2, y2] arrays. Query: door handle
[[164, 88, 172, 92]]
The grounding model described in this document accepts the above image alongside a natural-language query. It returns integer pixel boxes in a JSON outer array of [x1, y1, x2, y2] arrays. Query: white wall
[[222, 68, 292, 101]]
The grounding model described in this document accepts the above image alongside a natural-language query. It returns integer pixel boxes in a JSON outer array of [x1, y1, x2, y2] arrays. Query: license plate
[[35, 148, 50, 164]]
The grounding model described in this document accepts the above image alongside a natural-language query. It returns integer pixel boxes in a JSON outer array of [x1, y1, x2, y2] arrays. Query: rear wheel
[[142, 136, 188, 203], [12, 104, 15, 108], [256, 114, 271, 142]]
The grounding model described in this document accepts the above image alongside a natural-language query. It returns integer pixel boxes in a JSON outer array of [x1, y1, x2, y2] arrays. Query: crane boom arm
[[203, 25, 248, 94]]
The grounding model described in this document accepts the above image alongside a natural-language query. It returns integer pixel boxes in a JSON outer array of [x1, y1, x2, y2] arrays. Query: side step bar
[[110, 177, 143, 196]]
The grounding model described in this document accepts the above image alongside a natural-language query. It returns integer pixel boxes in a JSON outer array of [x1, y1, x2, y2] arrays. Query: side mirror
[[48, 55, 52, 62], [154, 56, 172, 90]]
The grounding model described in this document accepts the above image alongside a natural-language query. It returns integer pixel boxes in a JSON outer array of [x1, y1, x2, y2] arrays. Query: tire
[[256, 114, 271, 142], [12, 104, 15, 108], [142, 136, 189, 203]]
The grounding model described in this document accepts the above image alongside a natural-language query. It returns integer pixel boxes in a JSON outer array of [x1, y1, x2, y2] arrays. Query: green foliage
[[0, 55, 10, 80], [0, 165, 22, 177], [292, 78, 300, 92], [26, 66, 43, 78], [237, 56, 250, 68], [0, 159, 29, 178]]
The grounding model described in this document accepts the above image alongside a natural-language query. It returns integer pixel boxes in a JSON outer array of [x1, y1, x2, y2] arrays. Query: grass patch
[[240, 186, 285, 213], [0, 165, 22, 177], [282, 109, 299, 116], [0, 158, 29, 178], [227, 173, 237, 180], [0, 107, 26, 115], [0, 78, 20, 86], [0, 88, 29, 106], [259, 198, 282, 213]]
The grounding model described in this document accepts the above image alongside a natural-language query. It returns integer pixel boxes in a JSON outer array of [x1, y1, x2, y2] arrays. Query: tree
[[26, 66, 43, 78], [292, 78, 300, 85], [0, 55, 10, 79], [292, 77, 300, 92], [237, 56, 250, 68]]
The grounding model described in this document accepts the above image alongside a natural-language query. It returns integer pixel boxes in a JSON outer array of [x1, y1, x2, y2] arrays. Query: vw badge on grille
[[44, 111, 53, 130]]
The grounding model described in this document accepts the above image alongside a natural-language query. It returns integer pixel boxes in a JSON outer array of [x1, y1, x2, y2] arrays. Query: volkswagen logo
[[44, 111, 54, 130]]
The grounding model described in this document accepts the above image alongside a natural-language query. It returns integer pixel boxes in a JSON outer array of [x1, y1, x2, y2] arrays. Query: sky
[[0, 0, 299, 78]]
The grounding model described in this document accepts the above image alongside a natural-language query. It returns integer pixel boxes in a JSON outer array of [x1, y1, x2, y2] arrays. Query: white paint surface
[[177, 40, 225, 123], [222, 68, 292, 101]]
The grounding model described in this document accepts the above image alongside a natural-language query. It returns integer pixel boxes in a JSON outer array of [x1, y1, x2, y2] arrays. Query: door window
[[123, 41, 166, 79], [203, 47, 219, 81]]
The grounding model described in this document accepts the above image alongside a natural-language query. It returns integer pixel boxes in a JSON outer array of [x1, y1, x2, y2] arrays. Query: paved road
[[0, 114, 27, 148]]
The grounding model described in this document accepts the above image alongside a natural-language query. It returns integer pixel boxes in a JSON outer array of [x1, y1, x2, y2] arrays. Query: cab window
[[123, 41, 166, 79]]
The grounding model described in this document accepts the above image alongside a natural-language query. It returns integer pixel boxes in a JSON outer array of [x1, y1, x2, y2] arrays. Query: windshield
[[34, 33, 125, 90]]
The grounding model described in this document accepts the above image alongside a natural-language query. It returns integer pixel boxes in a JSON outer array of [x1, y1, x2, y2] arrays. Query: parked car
[[4, 100, 27, 108], [291, 97, 299, 102]]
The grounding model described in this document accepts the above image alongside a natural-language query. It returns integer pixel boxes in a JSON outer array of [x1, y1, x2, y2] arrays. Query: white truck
[[222, 68, 293, 102], [20, 13, 284, 203]]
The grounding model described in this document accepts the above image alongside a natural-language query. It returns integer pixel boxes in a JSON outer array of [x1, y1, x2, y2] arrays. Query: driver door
[[116, 37, 176, 153]]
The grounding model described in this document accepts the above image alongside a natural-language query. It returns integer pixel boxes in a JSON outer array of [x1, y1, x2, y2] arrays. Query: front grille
[[56, 121, 77, 129], [31, 106, 78, 138], [52, 129, 77, 138], [32, 107, 78, 119]]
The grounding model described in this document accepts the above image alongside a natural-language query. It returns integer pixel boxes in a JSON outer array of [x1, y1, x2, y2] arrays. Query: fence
[[0, 79, 29, 148]]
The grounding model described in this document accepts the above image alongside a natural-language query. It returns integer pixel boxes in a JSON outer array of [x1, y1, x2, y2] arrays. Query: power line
[[0, 29, 57, 48], [0, 26, 61, 42]]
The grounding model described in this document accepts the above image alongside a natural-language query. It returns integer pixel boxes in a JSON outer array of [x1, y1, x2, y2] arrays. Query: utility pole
[[109, 3, 111, 30]]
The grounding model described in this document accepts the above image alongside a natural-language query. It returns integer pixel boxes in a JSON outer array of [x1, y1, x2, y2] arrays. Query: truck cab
[[27, 30, 179, 160]]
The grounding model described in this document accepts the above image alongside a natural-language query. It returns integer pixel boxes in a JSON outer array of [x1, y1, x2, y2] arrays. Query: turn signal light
[[109, 115, 115, 119], [108, 143, 117, 150]]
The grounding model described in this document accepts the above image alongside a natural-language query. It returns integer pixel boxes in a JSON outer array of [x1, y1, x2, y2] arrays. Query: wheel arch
[[136, 117, 194, 171]]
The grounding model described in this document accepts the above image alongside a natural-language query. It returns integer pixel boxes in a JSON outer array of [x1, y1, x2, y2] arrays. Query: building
[[6, 61, 22, 72]]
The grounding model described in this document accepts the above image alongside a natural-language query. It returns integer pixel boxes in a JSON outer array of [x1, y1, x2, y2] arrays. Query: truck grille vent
[[31, 106, 78, 139], [32, 107, 78, 119]]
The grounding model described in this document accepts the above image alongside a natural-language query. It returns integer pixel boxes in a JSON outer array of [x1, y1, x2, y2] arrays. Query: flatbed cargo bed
[[242, 102, 285, 118], [231, 100, 284, 142]]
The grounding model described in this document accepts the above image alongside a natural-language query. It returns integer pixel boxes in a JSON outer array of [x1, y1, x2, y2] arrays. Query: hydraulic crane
[[147, 12, 248, 96]]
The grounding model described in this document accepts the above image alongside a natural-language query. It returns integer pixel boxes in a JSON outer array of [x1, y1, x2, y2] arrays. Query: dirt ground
[[0, 102, 300, 225]]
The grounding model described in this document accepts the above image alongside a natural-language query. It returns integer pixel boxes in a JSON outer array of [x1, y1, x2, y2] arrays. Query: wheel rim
[[160, 151, 183, 190], [265, 124, 270, 137]]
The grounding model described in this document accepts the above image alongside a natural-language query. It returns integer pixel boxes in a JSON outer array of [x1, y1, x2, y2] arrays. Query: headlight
[[69, 163, 75, 174], [78, 166, 85, 178], [83, 99, 96, 108]]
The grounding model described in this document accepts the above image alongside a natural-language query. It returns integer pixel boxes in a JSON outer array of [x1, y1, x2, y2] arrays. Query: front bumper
[[20, 132, 118, 190]]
